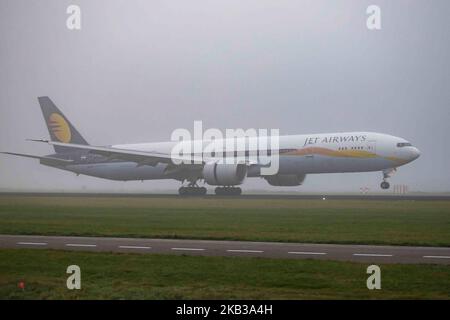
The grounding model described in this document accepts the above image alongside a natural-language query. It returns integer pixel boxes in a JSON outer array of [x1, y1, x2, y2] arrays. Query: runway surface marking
[[17, 242, 47, 246], [65, 243, 97, 248], [353, 253, 393, 257], [118, 246, 151, 250], [2, 235, 450, 264], [288, 251, 327, 255]]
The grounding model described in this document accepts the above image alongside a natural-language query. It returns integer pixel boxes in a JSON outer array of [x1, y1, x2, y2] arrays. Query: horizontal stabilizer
[[0, 152, 43, 160], [0, 152, 74, 165]]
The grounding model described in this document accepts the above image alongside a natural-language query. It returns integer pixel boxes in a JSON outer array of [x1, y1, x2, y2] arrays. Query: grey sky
[[1, 0, 449, 193]]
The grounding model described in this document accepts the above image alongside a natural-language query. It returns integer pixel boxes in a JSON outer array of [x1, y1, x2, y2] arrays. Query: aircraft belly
[[274, 155, 390, 175], [310, 155, 389, 173], [277, 156, 309, 174], [66, 162, 168, 181], [65, 156, 392, 181]]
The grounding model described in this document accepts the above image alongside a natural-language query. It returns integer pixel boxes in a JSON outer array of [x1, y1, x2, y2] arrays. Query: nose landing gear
[[380, 168, 396, 190], [380, 181, 390, 189]]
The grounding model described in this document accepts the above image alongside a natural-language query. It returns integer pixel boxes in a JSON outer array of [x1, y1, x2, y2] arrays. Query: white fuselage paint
[[63, 132, 420, 182]]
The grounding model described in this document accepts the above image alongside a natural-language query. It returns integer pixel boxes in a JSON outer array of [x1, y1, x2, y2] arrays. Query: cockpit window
[[397, 142, 412, 147]]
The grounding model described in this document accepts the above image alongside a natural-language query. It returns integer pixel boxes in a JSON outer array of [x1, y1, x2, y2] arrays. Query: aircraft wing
[[28, 140, 204, 167]]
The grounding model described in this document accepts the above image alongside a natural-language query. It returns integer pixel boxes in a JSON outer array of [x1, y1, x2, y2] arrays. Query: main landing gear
[[178, 180, 207, 196], [214, 187, 242, 196], [178, 186, 207, 195], [177, 180, 243, 196]]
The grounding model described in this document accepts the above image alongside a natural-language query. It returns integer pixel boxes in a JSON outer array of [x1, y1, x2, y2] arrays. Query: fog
[[1, 0, 449, 193]]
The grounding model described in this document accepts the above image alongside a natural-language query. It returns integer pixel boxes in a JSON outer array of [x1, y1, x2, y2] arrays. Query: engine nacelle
[[264, 174, 306, 186], [202, 163, 247, 186]]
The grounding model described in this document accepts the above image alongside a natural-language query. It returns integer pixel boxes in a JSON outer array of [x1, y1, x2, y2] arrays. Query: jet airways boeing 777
[[1, 97, 420, 195]]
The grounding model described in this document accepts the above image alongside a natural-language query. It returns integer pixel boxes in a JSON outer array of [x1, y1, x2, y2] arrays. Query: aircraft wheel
[[214, 187, 242, 196], [179, 186, 207, 196], [233, 187, 242, 196], [380, 181, 390, 190]]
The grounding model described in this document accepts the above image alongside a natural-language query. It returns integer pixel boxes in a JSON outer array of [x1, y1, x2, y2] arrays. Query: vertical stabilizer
[[38, 96, 89, 153]]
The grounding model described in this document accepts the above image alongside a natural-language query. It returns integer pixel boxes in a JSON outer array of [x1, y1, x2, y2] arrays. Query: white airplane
[[1, 97, 420, 195]]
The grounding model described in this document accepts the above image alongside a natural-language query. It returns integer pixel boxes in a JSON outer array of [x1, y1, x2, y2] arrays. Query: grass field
[[0, 195, 450, 246], [1, 248, 449, 299]]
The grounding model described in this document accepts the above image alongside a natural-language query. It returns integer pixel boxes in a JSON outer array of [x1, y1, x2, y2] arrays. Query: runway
[[1, 234, 450, 264], [1, 192, 450, 201]]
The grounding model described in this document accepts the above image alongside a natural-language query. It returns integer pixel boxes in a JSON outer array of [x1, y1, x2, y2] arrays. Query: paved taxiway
[[1, 235, 449, 264]]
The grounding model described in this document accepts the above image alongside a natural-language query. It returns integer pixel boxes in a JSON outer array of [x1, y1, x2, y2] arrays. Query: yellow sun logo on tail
[[48, 113, 71, 143]]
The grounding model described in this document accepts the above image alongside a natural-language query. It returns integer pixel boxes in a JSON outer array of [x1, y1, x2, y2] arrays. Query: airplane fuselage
[[42, 131, 420, 182]]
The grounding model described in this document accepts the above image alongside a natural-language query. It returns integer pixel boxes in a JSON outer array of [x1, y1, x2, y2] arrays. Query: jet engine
[[264, 174, 306, 186], [202, 163, 247, 186]]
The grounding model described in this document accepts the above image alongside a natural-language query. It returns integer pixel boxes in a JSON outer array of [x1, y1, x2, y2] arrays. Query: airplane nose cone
[[410, 147, 421, 160]]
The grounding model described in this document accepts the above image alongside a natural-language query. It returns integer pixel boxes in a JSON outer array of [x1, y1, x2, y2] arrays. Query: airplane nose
[[410, 147, 421, 160]]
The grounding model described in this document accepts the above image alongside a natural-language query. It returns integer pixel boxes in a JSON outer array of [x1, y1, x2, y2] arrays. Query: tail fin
[[38, 96, 89, 153]]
